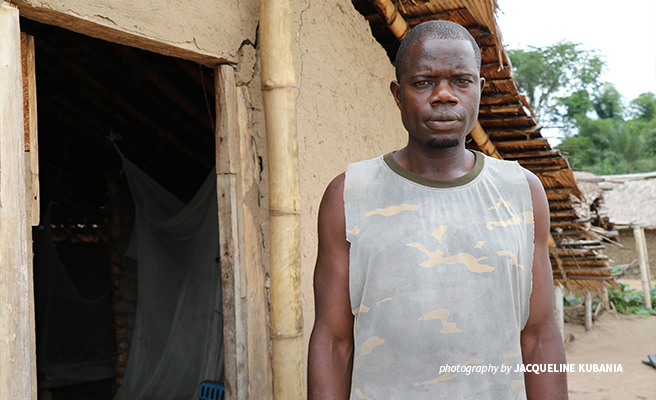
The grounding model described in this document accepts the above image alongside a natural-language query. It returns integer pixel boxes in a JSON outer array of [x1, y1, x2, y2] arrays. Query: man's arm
[[520, 169, 568, 399], [308, 173, 354, 400]]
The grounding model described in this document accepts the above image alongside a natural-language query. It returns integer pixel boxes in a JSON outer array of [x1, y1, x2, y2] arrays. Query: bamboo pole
[[259, 0, 304, 399], [0, 2, 37, 397], [633, 226, 652, 310]]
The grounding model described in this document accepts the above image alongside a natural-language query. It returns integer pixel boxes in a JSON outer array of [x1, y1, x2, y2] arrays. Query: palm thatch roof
[[352, 0, 616, 293], [575, 171, 656, 230]]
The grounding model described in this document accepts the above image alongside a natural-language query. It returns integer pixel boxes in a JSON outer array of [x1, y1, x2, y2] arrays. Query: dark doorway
[[21, 18, 217, 399]]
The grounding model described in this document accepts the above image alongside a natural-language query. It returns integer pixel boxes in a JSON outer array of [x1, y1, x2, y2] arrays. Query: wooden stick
[[585, 289, 593, 331], [469, 121, 503, 159], [553, 285, 565, 343], [20, 33, 39, 226], [371, 0, 411, 40], [633, 226, 652, 309], [105, 173, 129, 388]]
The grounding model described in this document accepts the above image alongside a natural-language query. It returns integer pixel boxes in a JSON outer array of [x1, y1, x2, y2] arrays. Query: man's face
[[391, 38, 484, 150]]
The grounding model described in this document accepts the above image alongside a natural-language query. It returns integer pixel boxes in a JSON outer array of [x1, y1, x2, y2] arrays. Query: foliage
[[508, 41, 604, 123], [558, 116, 656, 174], [629, 92, 656, 120], [608, 283, 656, 316], [563, 284, 656, 317], [591, 83, 624, 120], [563, 290, 583, 307], [509, 41, 656, 175]]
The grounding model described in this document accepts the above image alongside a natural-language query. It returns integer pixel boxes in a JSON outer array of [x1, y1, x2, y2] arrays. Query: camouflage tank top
[[344, 151, 534, 399]]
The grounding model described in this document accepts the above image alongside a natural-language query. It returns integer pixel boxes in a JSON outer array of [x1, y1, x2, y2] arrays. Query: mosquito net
[[33, 207, 115, 388], [114, 156, 224, 400]]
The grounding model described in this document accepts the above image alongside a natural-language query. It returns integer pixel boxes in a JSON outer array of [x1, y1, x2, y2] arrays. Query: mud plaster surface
[[290, 0, 407, 356]]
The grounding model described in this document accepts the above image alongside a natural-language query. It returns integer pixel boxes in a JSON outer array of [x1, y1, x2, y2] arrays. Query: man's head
[[395, 20, 481, 83], [390, 21, 484, 151]]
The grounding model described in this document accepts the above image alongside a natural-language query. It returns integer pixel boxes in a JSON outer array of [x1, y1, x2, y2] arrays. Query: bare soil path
[[565, 308, 656, 399]]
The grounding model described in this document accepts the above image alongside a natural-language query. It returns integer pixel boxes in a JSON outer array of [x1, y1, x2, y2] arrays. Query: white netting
[[114, 156, 224, 400], [33, 207, 115, 387]]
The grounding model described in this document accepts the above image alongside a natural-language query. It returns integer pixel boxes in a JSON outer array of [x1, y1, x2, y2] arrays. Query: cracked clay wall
[[290, 0, 407, 365]]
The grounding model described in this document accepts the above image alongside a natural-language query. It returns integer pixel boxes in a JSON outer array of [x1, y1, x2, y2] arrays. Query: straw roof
[[575, 171, 656, 229], [352, 0, 616, 293]]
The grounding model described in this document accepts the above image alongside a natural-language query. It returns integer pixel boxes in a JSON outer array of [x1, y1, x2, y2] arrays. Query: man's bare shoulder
[[319, 173, 346, 219]]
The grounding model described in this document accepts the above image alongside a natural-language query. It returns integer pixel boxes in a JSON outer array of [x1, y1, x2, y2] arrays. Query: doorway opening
[[21, 18, 222, 400]]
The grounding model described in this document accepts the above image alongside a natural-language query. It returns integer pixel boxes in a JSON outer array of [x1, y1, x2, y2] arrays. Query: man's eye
[[455, 79, 472, 86], [414, 80, 431, 87]]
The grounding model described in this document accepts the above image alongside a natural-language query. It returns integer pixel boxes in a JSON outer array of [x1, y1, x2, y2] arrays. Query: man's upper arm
[[520, 163, 568, 399], [312, 173, 353, 342], [523, 168, 555, 329], [307, 173, 354, 399]]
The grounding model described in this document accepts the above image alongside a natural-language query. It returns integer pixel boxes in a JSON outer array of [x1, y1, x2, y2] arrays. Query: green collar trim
[[383, 150, 484, 188]]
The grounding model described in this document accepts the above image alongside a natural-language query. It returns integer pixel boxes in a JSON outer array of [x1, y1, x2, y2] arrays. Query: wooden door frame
[[2, 3, 272, 398], [0, 2, 37, 398]]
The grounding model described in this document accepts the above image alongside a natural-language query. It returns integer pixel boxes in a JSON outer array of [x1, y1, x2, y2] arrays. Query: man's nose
[[431, 81, 458, 104]]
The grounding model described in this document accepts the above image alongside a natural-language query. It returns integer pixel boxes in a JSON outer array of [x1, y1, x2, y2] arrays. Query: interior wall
[[13, 0, 258, 65]]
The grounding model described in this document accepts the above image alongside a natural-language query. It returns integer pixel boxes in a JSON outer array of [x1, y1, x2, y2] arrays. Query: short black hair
[[394, 20, 482, 82]]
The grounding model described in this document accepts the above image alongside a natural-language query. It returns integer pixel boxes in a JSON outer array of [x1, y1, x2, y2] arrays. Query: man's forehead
[[406, 38, 478, 70], [410, 37, 475, 56]]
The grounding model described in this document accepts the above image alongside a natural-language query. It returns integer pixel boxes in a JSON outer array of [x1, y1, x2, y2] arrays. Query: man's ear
[[479, 77, 486, 94], [390, 80, 401, 107]]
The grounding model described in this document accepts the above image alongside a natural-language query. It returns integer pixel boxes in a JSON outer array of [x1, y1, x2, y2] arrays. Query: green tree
[[557, 103, 656, 174], [629, 92, 656, 120], [509, 41, 605, 123], [510, 42, 656, 175], [592, 83, 623, 120]]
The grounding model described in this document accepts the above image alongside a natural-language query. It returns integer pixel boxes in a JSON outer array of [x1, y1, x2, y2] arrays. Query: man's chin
[[425, 138, 460, 149]]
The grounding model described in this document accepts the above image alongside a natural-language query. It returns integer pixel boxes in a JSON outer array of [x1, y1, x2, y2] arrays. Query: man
[[308, 20, 567, 399]]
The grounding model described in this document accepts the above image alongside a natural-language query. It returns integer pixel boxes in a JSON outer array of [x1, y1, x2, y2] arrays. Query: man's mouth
[[426, 114, 459, 130]]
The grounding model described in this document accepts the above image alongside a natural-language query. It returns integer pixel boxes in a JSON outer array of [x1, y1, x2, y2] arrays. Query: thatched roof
[[575, 171, 656, 229], [352, 0, 616, 293]]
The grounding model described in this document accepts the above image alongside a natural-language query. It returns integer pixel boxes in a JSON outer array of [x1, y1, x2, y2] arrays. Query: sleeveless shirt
[[344, 151, 534, 400]]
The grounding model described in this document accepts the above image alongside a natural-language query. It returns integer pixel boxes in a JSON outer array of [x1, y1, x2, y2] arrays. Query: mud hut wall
[[13, 0, 258, 65], [605, 228, 656, 275], [14, 0, 408, 383], [289, 0, 408, 363], [236, 0, 407, 368]]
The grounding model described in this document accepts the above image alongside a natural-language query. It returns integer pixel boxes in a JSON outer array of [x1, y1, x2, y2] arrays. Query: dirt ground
[[564, 278, 656, 400]]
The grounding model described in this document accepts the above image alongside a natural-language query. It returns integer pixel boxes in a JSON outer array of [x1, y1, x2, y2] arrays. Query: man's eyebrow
[[409, 72, 476, 79], [409, 74, 434, 79]]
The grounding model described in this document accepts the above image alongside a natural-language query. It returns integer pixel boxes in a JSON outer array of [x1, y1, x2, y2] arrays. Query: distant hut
[[575, 171, 656, 275]]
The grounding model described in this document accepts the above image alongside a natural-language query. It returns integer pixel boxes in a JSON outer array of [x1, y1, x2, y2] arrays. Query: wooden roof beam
[[371, 0, 411, 40], [469, 121, 502, 159], [494, 138, 550, 151]]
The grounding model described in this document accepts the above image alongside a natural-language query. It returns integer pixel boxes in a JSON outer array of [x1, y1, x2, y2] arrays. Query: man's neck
[[392, 144, 475, 181]]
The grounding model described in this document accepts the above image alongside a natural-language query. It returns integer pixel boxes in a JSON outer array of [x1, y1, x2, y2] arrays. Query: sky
[[496, 0, 656, 104]]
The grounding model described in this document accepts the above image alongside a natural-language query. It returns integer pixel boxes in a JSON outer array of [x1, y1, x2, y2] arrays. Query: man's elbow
[[521, 319, 565, 363]]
